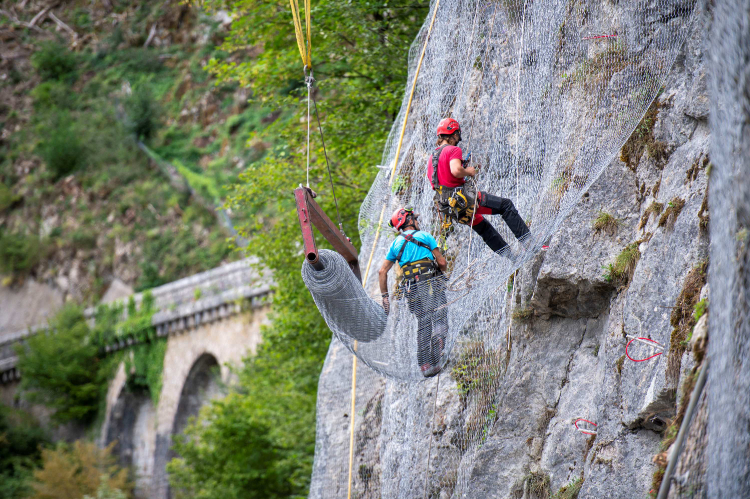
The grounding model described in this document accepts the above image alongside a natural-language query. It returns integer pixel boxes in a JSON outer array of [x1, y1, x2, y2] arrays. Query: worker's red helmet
[[436, 118, 460, 136], [389, 207, 415, 231]]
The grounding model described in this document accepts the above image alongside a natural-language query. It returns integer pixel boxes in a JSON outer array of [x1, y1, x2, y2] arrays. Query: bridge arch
[[103, 372, 156, 497]]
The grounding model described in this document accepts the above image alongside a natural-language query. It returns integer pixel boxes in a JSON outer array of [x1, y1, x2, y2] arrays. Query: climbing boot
[[421, 363, 442, 378], [471, 219, 507, 253]]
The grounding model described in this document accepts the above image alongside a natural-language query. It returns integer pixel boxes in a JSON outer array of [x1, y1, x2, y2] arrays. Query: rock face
[[310, 2, 713, 497], [705, 0, 750, 496]]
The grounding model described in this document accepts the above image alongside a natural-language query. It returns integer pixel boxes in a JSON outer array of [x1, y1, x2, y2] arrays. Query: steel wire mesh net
[[305, 0, 697, 496]]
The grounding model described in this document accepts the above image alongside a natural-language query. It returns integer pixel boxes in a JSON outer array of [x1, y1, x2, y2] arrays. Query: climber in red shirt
[[427, 117, 530, 255]]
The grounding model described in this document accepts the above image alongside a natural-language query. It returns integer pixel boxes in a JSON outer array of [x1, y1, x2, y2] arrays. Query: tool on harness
[[395, 233, 439, 281], [431, 145, 478, 226]]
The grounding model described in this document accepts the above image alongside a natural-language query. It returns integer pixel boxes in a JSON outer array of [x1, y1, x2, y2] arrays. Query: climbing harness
[[431, 146, 478, 226]]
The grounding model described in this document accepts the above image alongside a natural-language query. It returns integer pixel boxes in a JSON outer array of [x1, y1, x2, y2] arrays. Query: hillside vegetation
[[1, 0, 427, 496], [0, 0, 285, 301]]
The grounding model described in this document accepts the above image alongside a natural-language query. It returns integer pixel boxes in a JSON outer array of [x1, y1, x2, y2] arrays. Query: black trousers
[[404, 274, 448, 368], [470, 192, 530, 253]]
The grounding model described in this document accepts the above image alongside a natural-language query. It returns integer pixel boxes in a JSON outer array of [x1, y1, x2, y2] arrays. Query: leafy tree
[[0, 406, 50, 499], [15, 305, 106, 425], [170, 0, 427, 495], [27, 441, 131, 499]]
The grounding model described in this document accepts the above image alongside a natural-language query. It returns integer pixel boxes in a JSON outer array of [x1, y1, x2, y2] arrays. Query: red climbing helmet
[[436, 118, 460, 136], [389, 207, 415, 231]]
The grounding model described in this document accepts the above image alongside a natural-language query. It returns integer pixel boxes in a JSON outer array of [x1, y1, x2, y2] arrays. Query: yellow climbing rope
[[361, 0, 443, 283], [289, 0, 312, 68], [288, 0, 443, 494]]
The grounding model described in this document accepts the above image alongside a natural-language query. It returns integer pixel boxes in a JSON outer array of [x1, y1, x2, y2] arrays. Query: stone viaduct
[[0, 259, 272, 499]]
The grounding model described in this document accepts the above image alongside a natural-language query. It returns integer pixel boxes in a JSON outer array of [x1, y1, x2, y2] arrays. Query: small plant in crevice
[[667, 261, 707, 384], [615, 354, 626, 376], [650, 467, 666, 498], [553, 477, 584, 499], [592, 210, 620, 235], [524, 471, 551, 499], [602, 243, 641, 285], [512, 306, 533, 322], [638, 201, 663, 230], [451, 340, 500, 398], [693, 298, 708, 322], [697, 193, 709, 231], [657, 197, 685, 229], [620, 96, 669, 171]]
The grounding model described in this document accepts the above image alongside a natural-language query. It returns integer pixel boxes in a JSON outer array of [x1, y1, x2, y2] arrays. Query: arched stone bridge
[[0, 259, 272, 499]]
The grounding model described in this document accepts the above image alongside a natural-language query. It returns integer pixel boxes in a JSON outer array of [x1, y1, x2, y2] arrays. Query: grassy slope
[[0, 0, 279, 301]]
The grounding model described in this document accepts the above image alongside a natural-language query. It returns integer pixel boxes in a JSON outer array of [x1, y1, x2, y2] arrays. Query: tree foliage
[[16, 295, 163, 425], [0, 406, 50, 499], [169, 0, 427, 495], [27, 441, 131, 499], [16, 305, 106, 425]]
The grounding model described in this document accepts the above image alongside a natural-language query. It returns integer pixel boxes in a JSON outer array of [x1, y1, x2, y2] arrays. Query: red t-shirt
[[426, 145, 465, 189]]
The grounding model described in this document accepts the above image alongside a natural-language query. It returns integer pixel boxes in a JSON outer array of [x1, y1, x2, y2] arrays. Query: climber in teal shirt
[[379, 207, 448, 377]]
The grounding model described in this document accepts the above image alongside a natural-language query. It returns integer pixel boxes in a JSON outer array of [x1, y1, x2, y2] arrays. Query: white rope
[[306, 67, 312, 187]]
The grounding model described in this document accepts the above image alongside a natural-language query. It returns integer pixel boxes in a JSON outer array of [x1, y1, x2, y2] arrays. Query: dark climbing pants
[[470, 192, 530, 253], [404, 273, 448, 368]]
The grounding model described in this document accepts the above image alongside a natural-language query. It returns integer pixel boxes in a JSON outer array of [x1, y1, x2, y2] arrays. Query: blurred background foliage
[[0, 0, 426, 496]]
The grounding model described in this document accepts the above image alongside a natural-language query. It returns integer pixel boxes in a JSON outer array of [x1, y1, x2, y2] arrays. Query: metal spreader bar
[[294, 186, 361, 281]]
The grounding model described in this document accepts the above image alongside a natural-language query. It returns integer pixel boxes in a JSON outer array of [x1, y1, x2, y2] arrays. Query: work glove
[[382, 294, 390, 315]]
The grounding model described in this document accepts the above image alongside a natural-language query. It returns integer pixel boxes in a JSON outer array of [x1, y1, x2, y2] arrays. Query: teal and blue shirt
[[385, 230, 438, 265]]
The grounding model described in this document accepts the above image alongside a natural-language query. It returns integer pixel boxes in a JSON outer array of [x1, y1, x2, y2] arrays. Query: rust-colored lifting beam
[[294, 186, 361, 282]]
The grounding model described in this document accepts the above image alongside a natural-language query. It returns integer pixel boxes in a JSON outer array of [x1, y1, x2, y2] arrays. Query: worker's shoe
[[421, 363, 442, 378]]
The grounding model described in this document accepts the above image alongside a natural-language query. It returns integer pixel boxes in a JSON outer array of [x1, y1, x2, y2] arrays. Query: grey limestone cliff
[[309, 1, 718, 497]]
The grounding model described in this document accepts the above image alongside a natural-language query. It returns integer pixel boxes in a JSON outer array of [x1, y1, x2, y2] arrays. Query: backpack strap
[[395, 232, 433, 264], [430, 145, 449, 191]]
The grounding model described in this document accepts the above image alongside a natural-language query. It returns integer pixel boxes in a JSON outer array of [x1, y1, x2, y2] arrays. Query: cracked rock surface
[[310, 3, 712, 498]]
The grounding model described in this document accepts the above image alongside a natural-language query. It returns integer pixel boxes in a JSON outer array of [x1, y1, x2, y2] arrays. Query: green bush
[[124, 86, 160, 141], [602, 243, 641, 284], [0, 182, 20, 213], [0, 405, 50, 499], [16, 305, 108, 424], [27, 441, 131, 499], [30, 81, 77, 111], [31, 42, 77, 82], [37, 114, 86, 179], [0, 230, 44, 274]]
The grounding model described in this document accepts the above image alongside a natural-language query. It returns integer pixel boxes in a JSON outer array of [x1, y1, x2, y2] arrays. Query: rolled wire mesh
[[305, 0, 698, 496]]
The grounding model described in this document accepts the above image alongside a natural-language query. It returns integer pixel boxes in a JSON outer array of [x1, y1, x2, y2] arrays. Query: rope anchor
[[581, 32, 618, 40], [625, 335, 664, 363], [573, 418, 598, 436]]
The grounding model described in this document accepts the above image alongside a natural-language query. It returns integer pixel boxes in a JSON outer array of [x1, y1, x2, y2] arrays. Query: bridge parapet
[[0, 258, 273, 383]]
